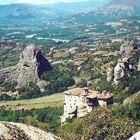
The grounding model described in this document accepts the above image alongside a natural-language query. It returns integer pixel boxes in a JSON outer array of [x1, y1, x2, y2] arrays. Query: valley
[[0, 0, 140, 140], [0, 93, 64, 110]]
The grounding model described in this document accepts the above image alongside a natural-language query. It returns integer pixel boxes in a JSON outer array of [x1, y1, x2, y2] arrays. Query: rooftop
[[65, 88, 113, 100], [97, 91, 113, 100], [65, 88, 84, 96]]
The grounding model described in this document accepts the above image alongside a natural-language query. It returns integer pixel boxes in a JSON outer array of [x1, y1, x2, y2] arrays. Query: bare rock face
[[129, 131, 140, 140], [120, 40, 139, 58], [113, 59, 126, 85], [107, 58, 134, 85], [0, 44, 53, 89], [106, 40, 140, 85], [138, 58, 140, 71], [0, 66, 17, 82], [0, 122, 61, 140], [17, 44, 53, 89], [107, 68, 114, 82]]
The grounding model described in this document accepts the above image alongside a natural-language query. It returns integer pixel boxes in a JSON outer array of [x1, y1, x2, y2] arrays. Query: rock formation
[[107, 58, 134, 85], [107, 40, 139, 85], [114, 58, 134, 85], [0, 44, 53, 89], [0, 122, 61, 140], [107, 68, 114, 82], [0, 66, 17, 82], [129, 131, 140, 140], [120, 40, 139, 58], [123, 92, 140, 105], [138, 58, 140, 71]]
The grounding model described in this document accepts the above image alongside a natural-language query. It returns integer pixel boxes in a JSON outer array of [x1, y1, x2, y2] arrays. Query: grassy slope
[[0, 93, 64, 110], [59, 107, 140, 140]]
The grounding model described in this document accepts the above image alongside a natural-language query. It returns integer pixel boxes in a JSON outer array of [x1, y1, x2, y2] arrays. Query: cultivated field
[[0, 93, 64, 110]]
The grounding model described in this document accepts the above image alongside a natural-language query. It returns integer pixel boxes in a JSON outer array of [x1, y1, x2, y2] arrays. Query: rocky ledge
[[0, 122, 61, 140]]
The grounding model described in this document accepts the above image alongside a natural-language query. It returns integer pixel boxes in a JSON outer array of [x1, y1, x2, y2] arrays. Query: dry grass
[[0, 93, 64, 110]]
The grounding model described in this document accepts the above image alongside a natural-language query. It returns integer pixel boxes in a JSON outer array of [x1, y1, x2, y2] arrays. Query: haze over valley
[[0, 0, 140, 140]]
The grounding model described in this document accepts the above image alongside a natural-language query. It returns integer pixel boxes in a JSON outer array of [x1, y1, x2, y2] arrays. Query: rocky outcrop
[[107, 40, 140, 85], [16, 44, 53, 89], [107, 58, 134, 85], [0, 122, 61, 140], [129, 131, 140, 140], [0, 44, 52, 89], [107, 68, 113, 82], [123, 92, 140, 105], [138, 58, 140, 71], [120, 40, 139, 58], [0, 66, 17, 82]]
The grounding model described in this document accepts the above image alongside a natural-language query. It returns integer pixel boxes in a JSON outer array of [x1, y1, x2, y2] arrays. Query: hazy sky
[[0, 0, 94, 4], [0, 0, 109, 4]]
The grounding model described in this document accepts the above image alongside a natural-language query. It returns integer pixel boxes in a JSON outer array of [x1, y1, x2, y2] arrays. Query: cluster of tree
[[41, 66, 75, 95], [118, 71, 140, 95], [128, 73, 140, 95], [0, 94, 16, 101], [76, 79, 87, 88], [110, 95, 140, 120], [19, 82, 43, 99], [0, 81, 17, 92], [0, 107, 63, 132]]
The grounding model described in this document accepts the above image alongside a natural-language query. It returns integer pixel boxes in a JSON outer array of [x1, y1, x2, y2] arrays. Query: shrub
[[76, 79, 87, 88]]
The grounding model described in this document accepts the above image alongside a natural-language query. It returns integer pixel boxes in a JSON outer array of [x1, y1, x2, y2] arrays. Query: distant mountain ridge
[[1, 0, 140, 25], [106, 0, 140, 7], [42, 0, 111, 13], [103, 0, 140, 17], [66, 0, 140, 24], [0, 4, 66, 21]]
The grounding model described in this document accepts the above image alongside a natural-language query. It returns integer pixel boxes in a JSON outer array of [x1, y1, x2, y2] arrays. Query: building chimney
[[83, 87, 89, 95]]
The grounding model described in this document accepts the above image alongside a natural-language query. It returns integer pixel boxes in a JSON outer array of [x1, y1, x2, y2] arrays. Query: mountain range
[[0, 0, 140, 25], [0, 4, 66, 20], [0, 0, 110, 21], [66, 0, 140, 24], [103, 0, 140, 17], [42, 0, 111, 13]]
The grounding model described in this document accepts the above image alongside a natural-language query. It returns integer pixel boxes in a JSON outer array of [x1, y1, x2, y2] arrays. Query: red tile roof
[[97, 92, 113, 100], [65, 88, 100, 98], [65, 88, 84, 96], [65, 88, 113, 101]]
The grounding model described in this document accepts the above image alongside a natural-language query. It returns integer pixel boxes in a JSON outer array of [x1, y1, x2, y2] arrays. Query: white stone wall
[[62, 94, 89, 124], [87, 106, 93, 113], [98, 100, 107, 106]]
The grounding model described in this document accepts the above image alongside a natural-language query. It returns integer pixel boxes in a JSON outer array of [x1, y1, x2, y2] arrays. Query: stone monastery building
[[61, 87, 113, 124]]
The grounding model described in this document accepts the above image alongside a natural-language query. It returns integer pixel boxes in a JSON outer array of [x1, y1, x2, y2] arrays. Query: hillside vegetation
[[59, 96, 140, 140]]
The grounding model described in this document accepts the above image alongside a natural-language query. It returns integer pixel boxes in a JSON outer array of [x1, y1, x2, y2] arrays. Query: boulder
[[129, 131, 140, 140], [0, 122, 61, 140], [123, 92, 140, 105]]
